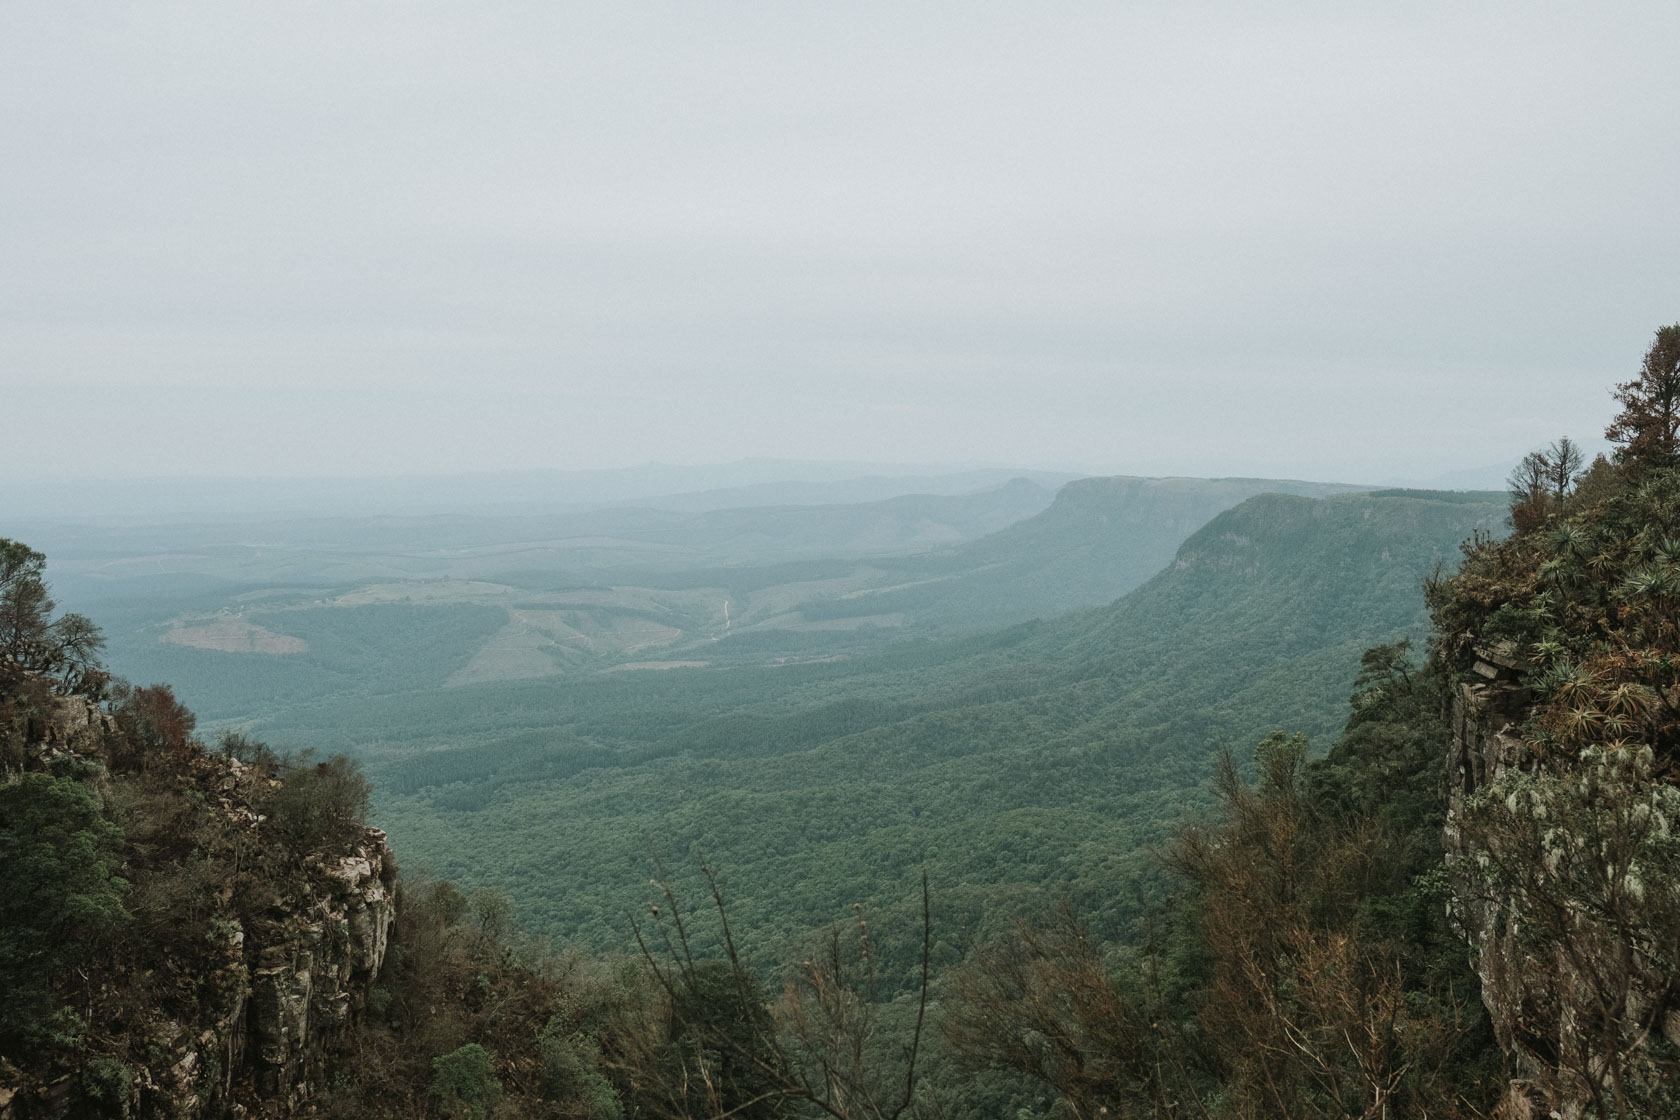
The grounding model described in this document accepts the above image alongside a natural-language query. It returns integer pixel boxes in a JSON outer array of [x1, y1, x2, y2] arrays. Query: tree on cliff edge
[[0, 537, 105, 694], [1606, 323, 1680, 469]]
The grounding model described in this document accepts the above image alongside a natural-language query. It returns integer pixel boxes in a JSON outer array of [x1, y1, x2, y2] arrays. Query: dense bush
[[430, 1043, 502, 1120], [260, 750, 372, 853], [0, 772, 129, 1043]]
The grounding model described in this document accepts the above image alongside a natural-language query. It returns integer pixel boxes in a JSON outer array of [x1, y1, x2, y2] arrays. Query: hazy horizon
[[0, 451, 1517, 487], [1, 453, 1527, 527], [5, 3, 1676, 483]]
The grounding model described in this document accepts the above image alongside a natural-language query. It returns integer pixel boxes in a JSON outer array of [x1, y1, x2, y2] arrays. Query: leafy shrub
[[260, 750, 371, 853], [77, 1056, 133, 1116], [430, 1043, 502, 1120], [108, 682, 196, 769], [217, 729, 278, 772], [539, 1018, 623, 1120]]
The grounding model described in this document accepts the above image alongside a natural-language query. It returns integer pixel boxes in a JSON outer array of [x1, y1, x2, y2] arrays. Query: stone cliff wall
[[1444, 655, 1547, 1112], [0, 691, 396, 1120], [1446, 650, 1680, 1119]]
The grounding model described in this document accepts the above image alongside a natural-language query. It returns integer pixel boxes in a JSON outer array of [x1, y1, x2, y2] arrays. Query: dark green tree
[[620, 868, 932, 1120], [0, 772, 129, 1039], [0, 539, 51, 668]]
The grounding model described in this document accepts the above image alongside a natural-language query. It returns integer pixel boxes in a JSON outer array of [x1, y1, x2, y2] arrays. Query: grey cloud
[[3, 2, 1677, 481]]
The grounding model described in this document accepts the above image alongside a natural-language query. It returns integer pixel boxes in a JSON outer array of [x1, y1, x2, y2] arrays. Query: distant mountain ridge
[[0, 460, 1084, 521], [788, 474, 1370, 629], [59, 474, 1430, 726]]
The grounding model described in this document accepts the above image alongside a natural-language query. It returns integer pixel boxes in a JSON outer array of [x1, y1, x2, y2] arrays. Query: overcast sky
[[4, 2, 1677, 483]]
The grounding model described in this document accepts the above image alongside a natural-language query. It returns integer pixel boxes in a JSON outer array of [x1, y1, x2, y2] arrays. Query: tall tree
[[1507, 451, 1549, 505], [0, 539, 52, 670], [0, 773, 129, 1037], [1507, 451, 1551, 530], [1545, 437, 1584, 499], [1606, 323, 1680, 468], [0, 538, 105, 694]]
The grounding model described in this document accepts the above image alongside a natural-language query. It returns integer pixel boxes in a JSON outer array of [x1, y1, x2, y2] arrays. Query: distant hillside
[[1045, 488, 1509, 739], [370, 488, 1508, 957], [54, 474, 1399, 722], [796, 475, 1370, 628], [510, 474, 1061, 567]]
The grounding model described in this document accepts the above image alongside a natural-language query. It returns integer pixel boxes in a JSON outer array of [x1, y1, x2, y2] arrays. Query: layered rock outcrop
[[243, 834, 395, 1111]]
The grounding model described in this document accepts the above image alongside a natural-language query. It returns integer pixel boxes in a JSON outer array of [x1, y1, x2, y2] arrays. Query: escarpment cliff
[[0, 683, 395, 1120], [1447, 653, 1680, 1118], [1425, 456, 1680, 1117], [1444, 652, 1552, 1105]]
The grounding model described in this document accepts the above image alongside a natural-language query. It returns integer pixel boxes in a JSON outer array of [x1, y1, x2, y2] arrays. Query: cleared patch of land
[[601, 660, 710, 672], [787, 612, 905, 631], [444, 618, 563, 687], [326, 580, 521, 607], [445, 608, 691, 686], [161, 620, 308, 654]]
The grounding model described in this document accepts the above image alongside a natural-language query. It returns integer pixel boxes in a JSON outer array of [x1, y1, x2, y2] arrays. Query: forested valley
[[7, 336, 1680, 1118], [13, 477, 1500, 958]]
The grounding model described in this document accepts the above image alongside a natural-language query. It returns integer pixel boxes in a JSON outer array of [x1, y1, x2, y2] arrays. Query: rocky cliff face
[[1446, 649, 1680, 1119], [224, 828, 395, 1117], [0, 690, 395, 1120]]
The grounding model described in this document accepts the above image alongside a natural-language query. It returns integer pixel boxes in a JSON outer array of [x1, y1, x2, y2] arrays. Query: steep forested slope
[[796, 474, 1365, 628], [373, 489, 1506, 958]]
